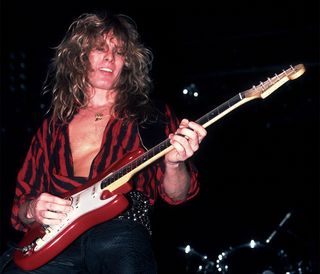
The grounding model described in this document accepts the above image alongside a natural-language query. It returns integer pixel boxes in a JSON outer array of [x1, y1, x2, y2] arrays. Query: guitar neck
[[103, 64, 305, 193], [102, 93, 253, 193]]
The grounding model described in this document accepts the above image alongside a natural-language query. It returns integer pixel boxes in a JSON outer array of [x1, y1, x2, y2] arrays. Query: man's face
[[87, 32, 125, 93]]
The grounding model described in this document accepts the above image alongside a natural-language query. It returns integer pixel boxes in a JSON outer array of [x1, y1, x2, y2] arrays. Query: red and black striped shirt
[[11, 104, 199, 231]]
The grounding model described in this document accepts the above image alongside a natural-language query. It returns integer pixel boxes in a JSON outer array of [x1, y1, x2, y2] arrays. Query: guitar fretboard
[[100, 64, 305, 190], [100, 138, 171, 189], [196, 93, 243, 125], [100, 93, 244, 189]]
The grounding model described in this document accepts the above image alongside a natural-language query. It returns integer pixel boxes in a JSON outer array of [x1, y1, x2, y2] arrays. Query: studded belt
[[117, 191, 153, 235]]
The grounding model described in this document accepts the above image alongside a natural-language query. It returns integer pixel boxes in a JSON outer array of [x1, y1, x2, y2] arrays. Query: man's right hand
[[26, 193, 73, 225]]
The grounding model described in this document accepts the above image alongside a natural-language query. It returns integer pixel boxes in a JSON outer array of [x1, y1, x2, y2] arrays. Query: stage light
[[182, 88, 188, 95], [182, 83, 199, 98], [184, 244, 191, 254], [249, 239, 257, 248]]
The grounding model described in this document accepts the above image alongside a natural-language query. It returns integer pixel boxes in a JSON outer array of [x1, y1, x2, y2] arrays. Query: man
[[4, 12, 207, 273]]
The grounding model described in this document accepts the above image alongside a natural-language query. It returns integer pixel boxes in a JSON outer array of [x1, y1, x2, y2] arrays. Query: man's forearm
[[162, 161, 191, 201]]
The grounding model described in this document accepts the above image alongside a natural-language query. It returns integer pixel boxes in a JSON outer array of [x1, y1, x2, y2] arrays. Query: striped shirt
[[11, 104, 199, 232]]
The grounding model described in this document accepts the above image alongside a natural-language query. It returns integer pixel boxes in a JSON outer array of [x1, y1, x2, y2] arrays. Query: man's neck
[[86, 87, 116, 108]]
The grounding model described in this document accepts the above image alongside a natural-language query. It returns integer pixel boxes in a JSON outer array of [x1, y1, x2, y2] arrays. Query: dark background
[[1, 1, 319, 273]]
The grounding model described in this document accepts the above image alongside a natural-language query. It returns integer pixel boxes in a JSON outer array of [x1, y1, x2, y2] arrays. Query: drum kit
[[178, 211, 315, 274]]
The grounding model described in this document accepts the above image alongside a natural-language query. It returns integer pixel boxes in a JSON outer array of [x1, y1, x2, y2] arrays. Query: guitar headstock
[[243, 64, 306, 99]]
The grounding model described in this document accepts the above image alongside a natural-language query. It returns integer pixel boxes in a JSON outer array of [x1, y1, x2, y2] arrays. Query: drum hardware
[[178, 244, 215, 273], [214, 239, 292, 274], [265, 211, 292, 244], [213, 210, 315, 274], [178, 210, 314, 273]]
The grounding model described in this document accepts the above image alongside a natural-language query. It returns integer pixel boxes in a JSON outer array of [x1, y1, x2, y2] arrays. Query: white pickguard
[[34, 180, 116, 251]]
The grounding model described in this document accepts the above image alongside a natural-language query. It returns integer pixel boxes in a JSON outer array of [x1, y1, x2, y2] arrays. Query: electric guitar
[[13, 64, 306, 270]]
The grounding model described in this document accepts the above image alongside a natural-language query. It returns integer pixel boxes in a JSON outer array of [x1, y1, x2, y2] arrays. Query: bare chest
[[69, 115, 110, 177]]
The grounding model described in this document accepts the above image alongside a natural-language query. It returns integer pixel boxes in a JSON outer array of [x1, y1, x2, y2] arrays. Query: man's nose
[[104, 50, 114, 62]]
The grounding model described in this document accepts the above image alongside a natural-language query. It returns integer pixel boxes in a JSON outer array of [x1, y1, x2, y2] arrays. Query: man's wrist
[[164, 160, 182, 168]]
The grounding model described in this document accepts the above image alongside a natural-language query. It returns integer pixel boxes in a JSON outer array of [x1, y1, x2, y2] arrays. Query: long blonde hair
[[44, 12, 155, 124]]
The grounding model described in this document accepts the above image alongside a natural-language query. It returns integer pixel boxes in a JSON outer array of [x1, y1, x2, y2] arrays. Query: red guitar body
[[13, 150, 144, 271]]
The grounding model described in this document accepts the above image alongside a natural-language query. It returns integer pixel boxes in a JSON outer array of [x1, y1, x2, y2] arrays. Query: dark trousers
[[2, 219, 157, 274]]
